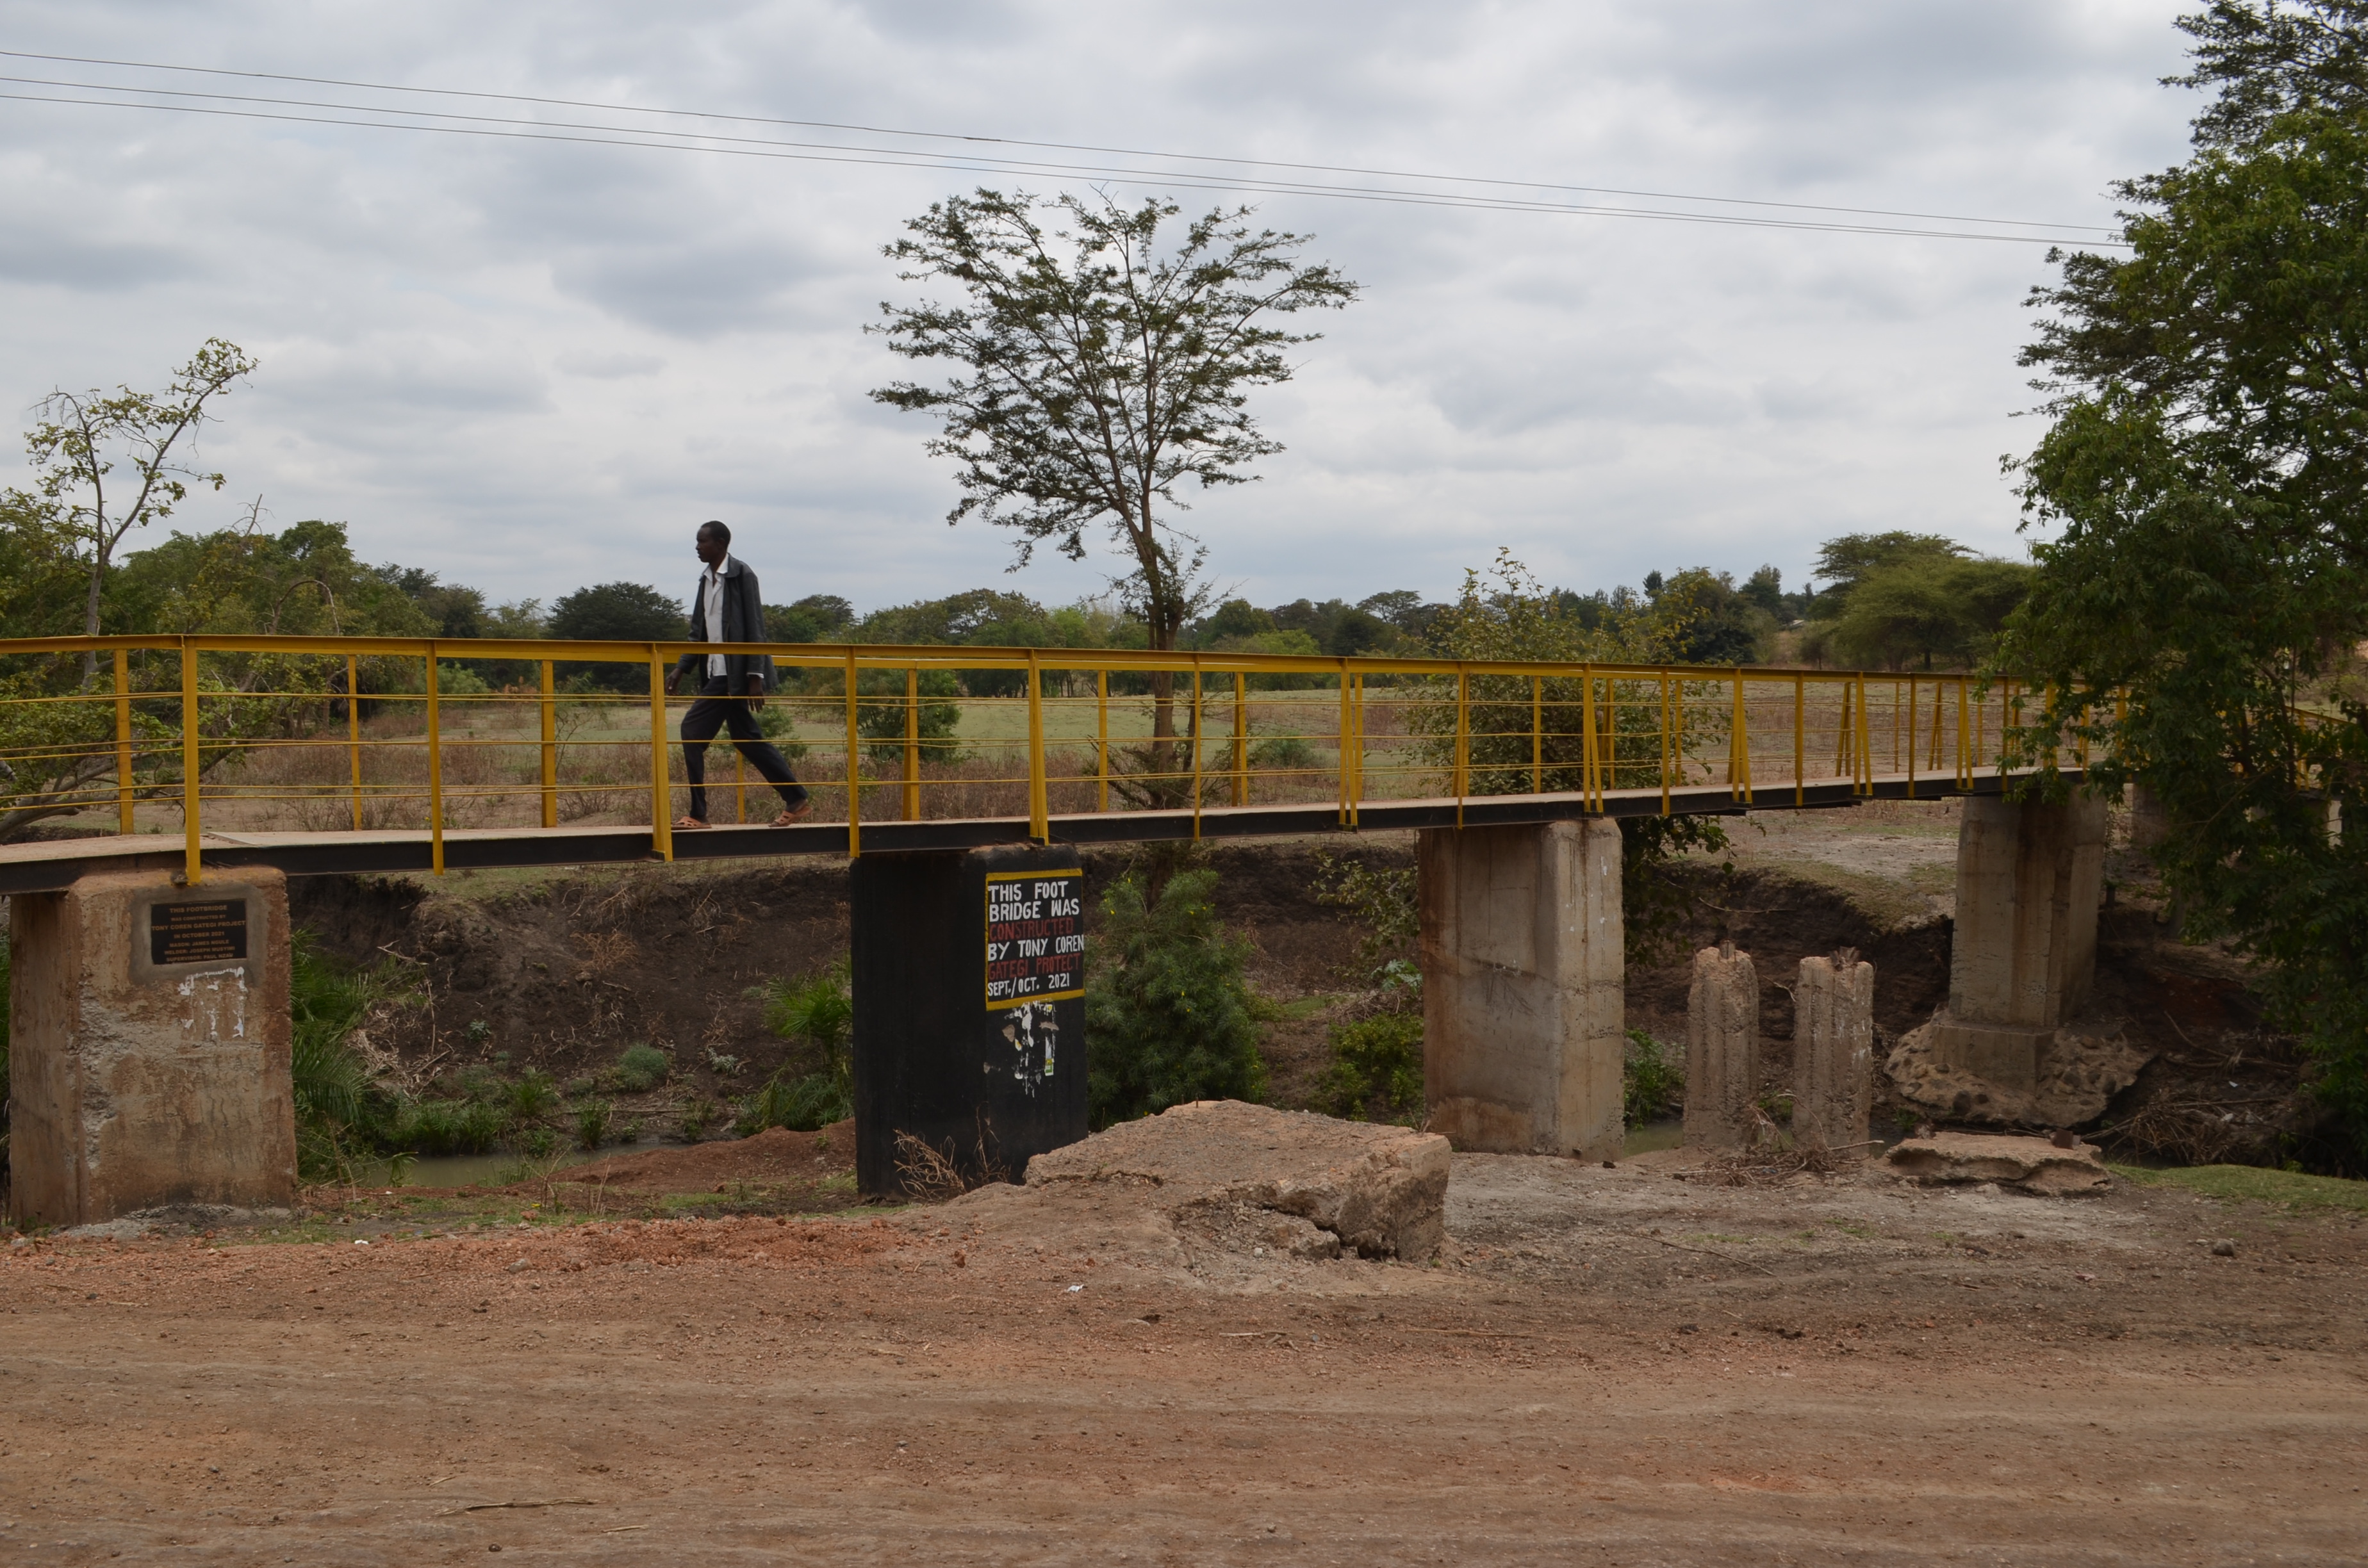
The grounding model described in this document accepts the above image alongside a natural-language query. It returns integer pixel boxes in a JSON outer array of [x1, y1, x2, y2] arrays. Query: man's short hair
[[698, 519, 731, 546]]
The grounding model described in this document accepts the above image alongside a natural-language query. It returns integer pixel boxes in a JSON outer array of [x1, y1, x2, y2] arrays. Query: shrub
[[1320, 1011, 1424, 1123], [574, 1098, 614, 1150], [743, 960, 855, 1135], [1623, 1029, 1685, 1126], [613, 1043, 671, 1093], [504, 1070, 559, 1126], [675, 1095, 719, 1143], [290, 933, 407, 1181], [399, 1097, 505, 1157], [1248, 735, 1318, 774], [1085, 867, 1267, 1127], [737, 1071, 852, 1136]]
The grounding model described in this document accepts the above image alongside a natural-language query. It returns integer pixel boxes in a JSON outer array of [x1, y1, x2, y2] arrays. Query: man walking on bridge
[[666, 520, 812, 828]]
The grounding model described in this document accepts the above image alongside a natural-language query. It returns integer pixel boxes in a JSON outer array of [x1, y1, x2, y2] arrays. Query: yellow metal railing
[[0, 633, 2051, 885]]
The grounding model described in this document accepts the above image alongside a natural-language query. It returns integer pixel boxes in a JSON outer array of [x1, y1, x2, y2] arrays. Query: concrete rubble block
[[1793, 952, 1875, 1152], [1417, 819, 1624, 1161], [1885, 1131, 2111, 1195], [1684, 943, 1759, 1152], [1024, 1099, 1452, 1260], [1885, 1023, 2150, 1129], [8, 869, 296, 1227]]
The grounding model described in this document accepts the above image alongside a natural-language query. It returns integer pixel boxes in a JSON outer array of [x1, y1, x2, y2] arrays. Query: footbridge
[[1, 634, 2100, 1213]]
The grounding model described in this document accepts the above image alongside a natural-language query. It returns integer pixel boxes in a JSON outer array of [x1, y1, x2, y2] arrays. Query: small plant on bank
[[504, 1069, 559, 1126], [674, 1095, 719, 1143], [613, 1043, 671, 1093], [1321, 1011, 1425, 1123], [1085, 867, 1267, 1127], [1623, 1029, 1685, 1127], [741, 960, 855, 1134], [518, 1124, 559, 1160], [574, 1098, 614, 1151]]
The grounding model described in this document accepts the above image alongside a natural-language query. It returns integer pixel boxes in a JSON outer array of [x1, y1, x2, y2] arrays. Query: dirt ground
[[6, 1154, 2365, 1565]]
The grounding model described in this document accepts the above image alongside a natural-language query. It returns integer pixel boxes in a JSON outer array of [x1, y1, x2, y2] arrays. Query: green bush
[[1623, 1029, 1685, 1127], [290, 933, 407, 1181], [675, 1095, 719, 1143], [1320, 1011, 1424, 1123], [400, 1098, 505, 1156], [575, 1098, 614, 1150], [737, 1071, 851, 1136], [504, 1070, 559, 1126], [613, 1043, 671, 1093], [1085, 867, 1267, 1127], [743, 961, 855, 1135]]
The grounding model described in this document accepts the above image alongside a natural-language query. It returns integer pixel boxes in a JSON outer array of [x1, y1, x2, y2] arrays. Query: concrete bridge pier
[[7, 868, 297, 1227], [1417, 820, 1625, 1161], [1928, 794, 2108, 1094]]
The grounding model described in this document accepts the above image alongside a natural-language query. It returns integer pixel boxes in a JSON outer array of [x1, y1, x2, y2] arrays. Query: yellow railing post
[[112, 647, 134, 835], [1855, 674, 1874, 795], [1231, 669, 1248, 807], [1658, 666, 1673, 814], [903, 666, 921, 821], [349, 653, 366, 832], [1730, 671, 1750, 804], [1905, 678, 1918, 798], [1453, 667, 1469, 825], [538, 658, 556, 829], [1336, 663, 1353, 826], [844, 648, 861, 858], [1189, 662, 1204, 840], [1961, 678, 1972, 787], [1793, 671, 1805, 806], [1531, 674, 1543, 796], [1355, 668, 1369, 821], [646, 651, 671, 864], [1096, 669, 1110, 815], [427, 648, 446, 874], [179, 639, 201, 885], [1581, 668, 1599, 810], [1026, 650, 1048, 842]]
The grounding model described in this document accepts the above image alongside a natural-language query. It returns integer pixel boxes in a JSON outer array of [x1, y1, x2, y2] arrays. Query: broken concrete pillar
[[1417, 819, 1624, 1160], [2127, 783, 2171, 858], [8, 869, 296, 1226], [1793, 952, 1875, 1151], [1927, 794, 2107, 1095], [1684, 943, 1758, 1151]]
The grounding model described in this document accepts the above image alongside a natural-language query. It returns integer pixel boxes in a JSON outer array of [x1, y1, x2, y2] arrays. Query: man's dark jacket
[[671, 559, 778, 689]]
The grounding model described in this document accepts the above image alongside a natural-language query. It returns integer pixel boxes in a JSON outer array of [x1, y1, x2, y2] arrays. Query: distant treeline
[[0, 502, 2032, 690]]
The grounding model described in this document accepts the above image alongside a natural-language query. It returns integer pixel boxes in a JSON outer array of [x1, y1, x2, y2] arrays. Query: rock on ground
[[1885, 1131, 2112, 1194], [1886, 1022, 2152, 1128], [953, 1100, 1451, 1264]]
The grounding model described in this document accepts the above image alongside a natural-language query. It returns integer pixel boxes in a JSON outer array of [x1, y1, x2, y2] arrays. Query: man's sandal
[[674, 816, 711, 831], [770, 803, 814, 826]]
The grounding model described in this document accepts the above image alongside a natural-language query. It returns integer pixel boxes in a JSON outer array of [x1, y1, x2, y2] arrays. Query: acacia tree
[[2003, 0, 2368, 1161], [29, 338, 256, 681], [870, 190, 1356, 793]]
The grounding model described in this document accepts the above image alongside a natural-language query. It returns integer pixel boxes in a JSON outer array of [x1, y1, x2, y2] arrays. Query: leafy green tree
[[872, 190, 1356, 799], [1085, 867, 1267, 1125], [26, 338, 256, 681], [548, 582, 684, 690], [1806, 531, 1967, 618], [1826, 556, 2032, 670], [766, 594, 854, 643], [2004, 0, 2368, 1161]]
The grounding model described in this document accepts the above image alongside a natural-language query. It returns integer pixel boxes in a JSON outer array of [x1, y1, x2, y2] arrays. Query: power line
[[0, 50, 2132, 248]]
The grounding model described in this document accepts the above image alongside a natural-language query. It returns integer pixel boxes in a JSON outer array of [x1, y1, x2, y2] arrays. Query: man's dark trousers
[[680, 677, 809, 821]]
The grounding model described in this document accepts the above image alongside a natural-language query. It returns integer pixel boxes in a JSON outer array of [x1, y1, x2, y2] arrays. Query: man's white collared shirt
[[703, 555, 731, 680]]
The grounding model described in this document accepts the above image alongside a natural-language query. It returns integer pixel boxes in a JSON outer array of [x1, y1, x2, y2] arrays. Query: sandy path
[[4, 1155, 2364, 1565]]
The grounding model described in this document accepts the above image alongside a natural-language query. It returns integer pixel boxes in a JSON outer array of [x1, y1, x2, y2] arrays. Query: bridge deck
[[0, 768, 2066, 894]]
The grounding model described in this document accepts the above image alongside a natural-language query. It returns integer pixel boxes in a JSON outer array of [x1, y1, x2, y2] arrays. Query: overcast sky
[[0, 2, 2199, 617]]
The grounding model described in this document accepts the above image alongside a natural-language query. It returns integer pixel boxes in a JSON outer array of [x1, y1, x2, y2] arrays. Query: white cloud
[[0, 0, 2197, 612]]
